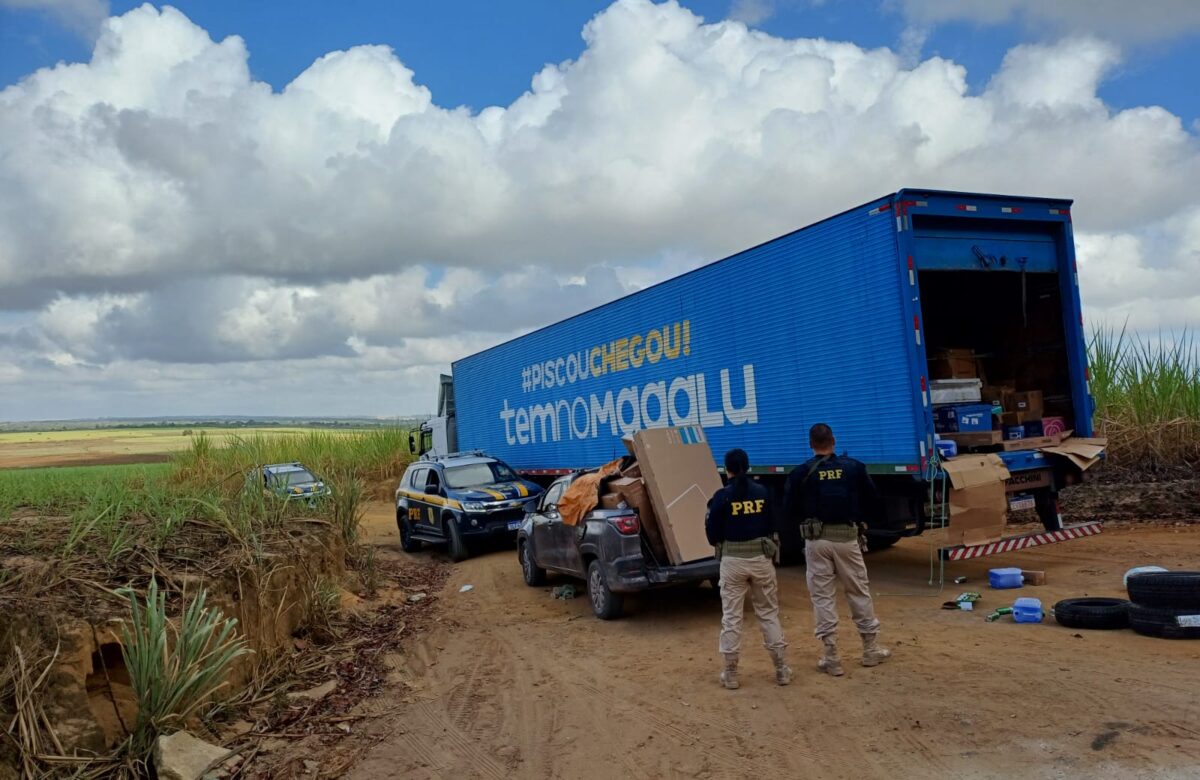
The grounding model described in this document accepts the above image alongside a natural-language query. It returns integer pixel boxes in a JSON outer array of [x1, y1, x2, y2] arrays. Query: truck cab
[[409, 373, 456, 457]]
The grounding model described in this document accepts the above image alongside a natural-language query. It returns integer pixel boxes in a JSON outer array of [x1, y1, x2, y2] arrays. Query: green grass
[[1089, 327, 1200, 470], [172, 428, 412, 488], [0, 463, 172, 518], [0, 429, 408, 560]]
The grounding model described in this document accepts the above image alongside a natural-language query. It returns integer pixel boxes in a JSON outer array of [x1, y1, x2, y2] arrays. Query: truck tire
[[1127, 572, 1200, 610], [1052, 598, 1130, 630], [398, 515, 421, 553], [520, 540, 546, 586], [587, 560, 624, 620], [1128, 603, 1200, 639], [1035, 491, 1063, 532], [446, 516, 470, 562]]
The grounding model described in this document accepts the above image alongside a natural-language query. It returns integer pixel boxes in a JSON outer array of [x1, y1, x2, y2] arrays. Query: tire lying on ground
[[1126, 571, 1200, 610], [1052, 598, 1131, 630], [1128, 603, 1200, 639]]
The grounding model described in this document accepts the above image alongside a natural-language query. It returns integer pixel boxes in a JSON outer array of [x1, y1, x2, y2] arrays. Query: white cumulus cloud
[[1, 0, 1198, 419]]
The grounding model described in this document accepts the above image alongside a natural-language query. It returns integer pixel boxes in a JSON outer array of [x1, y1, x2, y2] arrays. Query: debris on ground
[[459, 584, 474, 593], [287, 679, 338, 702], [154, 730, 231, 780], [407, 592, 428, 603], [553, 584, 577, 600], [985, 607, 1014, 622]]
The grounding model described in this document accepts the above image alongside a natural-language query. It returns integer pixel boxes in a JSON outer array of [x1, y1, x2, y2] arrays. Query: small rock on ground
[[154, 731, 229, 780]]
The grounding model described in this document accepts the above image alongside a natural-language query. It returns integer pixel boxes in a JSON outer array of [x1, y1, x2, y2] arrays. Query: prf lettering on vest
[[730, 499, 766, 516], [818, 469, 844, 481]]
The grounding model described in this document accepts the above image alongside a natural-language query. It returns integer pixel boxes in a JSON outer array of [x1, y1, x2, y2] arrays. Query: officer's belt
[[810, 523, 859, 543], [720, 538, 776, 559]]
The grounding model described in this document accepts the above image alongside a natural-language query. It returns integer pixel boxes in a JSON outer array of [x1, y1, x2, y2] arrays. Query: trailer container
[[419, 189, 1097, 557]]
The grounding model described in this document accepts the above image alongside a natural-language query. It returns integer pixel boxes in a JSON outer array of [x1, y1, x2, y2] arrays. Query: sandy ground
[[341, 502, 1200, 780]]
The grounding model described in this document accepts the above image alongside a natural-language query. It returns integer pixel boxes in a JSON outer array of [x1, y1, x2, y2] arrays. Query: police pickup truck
[[395, 452, 543, 562]]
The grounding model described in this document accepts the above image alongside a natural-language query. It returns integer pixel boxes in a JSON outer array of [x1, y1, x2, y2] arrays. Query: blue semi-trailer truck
[[413, 189, 1096, 556]]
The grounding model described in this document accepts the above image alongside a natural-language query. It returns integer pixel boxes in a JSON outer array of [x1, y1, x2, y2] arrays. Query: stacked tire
[[1125, 572, 1200, 640]]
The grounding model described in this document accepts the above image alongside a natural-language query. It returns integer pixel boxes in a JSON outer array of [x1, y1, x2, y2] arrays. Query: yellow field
[[0, 427, 366, 469]]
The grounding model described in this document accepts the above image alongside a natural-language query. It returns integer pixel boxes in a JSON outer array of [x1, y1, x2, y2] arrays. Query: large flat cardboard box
[[941, 454, 1011, 547], [1038, 436, 1108, 471], [628, 426, 721, 564], [610, 476, 669, 563]]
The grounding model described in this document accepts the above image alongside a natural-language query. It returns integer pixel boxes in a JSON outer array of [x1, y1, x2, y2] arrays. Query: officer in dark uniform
[[706, 448, 791, 690], [784, 423, 891, 677]]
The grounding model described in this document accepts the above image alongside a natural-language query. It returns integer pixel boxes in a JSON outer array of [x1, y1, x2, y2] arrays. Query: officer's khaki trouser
[[804, 538, 881, 639], [718, 555, 786, 655]]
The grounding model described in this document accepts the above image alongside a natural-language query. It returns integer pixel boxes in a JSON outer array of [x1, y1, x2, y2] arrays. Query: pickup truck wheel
[[588, 560, 624, 620], [398, 515, 421, 553], [520, 541, 547, 586], [447, 517, 470, 562]]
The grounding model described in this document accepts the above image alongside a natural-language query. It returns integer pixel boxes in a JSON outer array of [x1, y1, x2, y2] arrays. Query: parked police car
[[247, 462, 331, 503], [396, 452, 543, 562]]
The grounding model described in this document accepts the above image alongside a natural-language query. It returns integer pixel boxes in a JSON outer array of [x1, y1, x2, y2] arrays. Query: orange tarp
[[559, 458, 623, 526]]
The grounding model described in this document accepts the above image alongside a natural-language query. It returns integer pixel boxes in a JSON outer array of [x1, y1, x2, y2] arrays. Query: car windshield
[[444, 461, 518, 488], [281, 470, 316, 486]]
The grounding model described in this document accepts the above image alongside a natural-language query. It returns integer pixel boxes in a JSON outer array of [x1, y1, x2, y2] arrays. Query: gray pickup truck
[[517, 472, 720, 620]]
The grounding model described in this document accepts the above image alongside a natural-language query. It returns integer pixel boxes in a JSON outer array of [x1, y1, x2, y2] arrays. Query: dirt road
[[350, 502, 1200, 779]]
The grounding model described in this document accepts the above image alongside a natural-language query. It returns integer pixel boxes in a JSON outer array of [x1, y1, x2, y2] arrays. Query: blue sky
[[1, 0, 1198, 419], [3, 1, 1198, 121]]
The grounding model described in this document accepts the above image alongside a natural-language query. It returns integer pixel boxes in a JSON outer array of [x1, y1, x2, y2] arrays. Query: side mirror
[[408, 434, 416, 453]]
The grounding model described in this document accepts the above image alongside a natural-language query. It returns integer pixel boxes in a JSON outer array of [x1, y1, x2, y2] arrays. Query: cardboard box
[[1041, 416, 1066, 437], [930, 348, 979, 380], [599, 493, 626, 510], [1038, 436, 1108, 471], [1021, 570, 1046, 586], [935, 403, 995, 433], [628, 426, 722, 565], [1010, 390, 1044, 417], [941, 430, 1002, 448], [980, 384, 1015, 409], [1003, 424, 1025, 441], [610, 476, 668, 563], [621, 462, 642, 480], [929, 378, 982, 405], [998, 433, 1062, 451], [1001, 410, 1039, 426], [941, 454, 1011, 547]]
